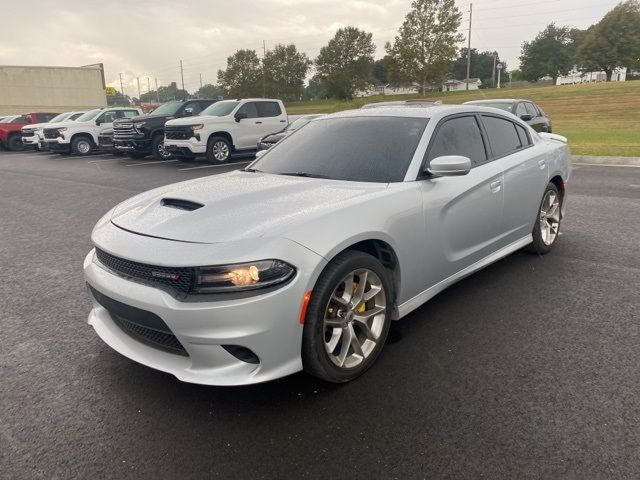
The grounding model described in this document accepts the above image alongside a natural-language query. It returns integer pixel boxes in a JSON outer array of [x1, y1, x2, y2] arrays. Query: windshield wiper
[[278, 172, 333, 179]]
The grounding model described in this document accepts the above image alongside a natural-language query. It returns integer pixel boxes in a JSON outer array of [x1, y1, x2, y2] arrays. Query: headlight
[[193, 260, 295, 293], [191, 124, 204, 131], [58, 127, 67, 132], [134, 122, 146, 132]]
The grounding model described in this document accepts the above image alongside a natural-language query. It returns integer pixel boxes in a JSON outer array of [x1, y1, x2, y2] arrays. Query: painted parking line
[[125, 159, 180, 167], [87, 157, 126, 163], [573, 162, 640, 168], [178, 161, 252, 171]]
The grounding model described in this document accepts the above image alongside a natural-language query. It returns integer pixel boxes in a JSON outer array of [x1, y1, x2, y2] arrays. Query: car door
[[95, 110, 118, 140], [256, 101, 287, 138], [233, 102, 260, 149], [481, 114, 549, 243], [418, 114, 505, 287]]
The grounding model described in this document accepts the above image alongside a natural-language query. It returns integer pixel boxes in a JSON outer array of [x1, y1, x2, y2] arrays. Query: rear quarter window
[[257, 102, 282, 118]]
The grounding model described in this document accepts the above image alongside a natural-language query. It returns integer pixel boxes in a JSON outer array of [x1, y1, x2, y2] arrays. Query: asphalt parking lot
[[1, 150, 639, 479]]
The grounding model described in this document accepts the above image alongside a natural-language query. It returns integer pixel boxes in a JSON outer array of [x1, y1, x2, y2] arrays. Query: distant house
[[355, 83, 420, 98], [556, 67, 627, 85], [442, 78, 481, 92]]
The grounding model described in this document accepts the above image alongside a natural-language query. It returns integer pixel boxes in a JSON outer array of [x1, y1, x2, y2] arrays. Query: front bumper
[[22, 134, 40, 146], [45, 138, 71, 152], [83, 228, 326, 385], [114, 139, 151, 152], [164, 138, 206, 156]]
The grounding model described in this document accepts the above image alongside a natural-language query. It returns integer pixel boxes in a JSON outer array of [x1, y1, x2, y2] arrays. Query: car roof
[[326, 104, 512, 119]]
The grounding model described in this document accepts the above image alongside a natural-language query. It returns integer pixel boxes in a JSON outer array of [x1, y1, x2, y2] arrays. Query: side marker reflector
[[299, 291, 312, 324]]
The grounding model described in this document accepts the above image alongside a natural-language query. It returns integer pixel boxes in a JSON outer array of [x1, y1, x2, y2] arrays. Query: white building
[[442, 78, 481, 92], [355, 83, 420, 98], [556, 67, 627, 85]]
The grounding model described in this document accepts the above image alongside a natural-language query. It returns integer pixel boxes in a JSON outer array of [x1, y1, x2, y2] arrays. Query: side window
[[525, 103, 539, 117], [100, 111, 117, 123], [121, 110, 138, 118], [256, 102, 282, 118], [515, 124, 531, 148], [482, 115, 521, 157], [515, 103, 527, 117], [184, 102, 202, 115], [237, 102, 258, 119], [37, 113, 56, 122], [427, 116, 487, 166]]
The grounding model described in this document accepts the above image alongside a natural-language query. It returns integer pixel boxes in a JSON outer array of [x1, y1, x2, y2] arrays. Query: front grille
[[165, 125, 193, 140], [22, 128, 35, 135], [89, 285, 187, 356], [98, 134, 113, 147], [43, 128, 60, 139], [112, 314, 188, 356], [95, 248, 194, 294], [113, 122, 136, 139]]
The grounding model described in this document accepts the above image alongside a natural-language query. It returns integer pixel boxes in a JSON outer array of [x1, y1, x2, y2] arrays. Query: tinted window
[[515, 124, 531, 148], [201, 100, 239, 117], [525, 103, 539, 117], [427, 116, 487, 166], [237, 102, 258, 119], [257, 102, 281, 118], [100, 111, 117, 123], [515, 103, 528, 117], [250, 117, 428, 183], [184, 102, 203, 115], [69, 113, 84, 120], [482, 115, 521, 157], [36, 113, 57, 122], [12, 115, 30, 124]]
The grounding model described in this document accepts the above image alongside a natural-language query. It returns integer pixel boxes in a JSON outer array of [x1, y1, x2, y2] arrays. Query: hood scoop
[[160, 198, 204, 211]]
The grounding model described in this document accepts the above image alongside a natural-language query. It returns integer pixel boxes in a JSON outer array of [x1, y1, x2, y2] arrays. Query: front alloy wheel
[[207, 136, 231, 163], [302, 251, 392, 383], [526, 182, 562, 255]]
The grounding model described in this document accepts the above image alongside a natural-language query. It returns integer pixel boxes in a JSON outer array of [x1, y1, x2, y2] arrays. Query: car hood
[[115, 113, 169, 123], [21, 122, 47, 130], [110, 170, 388, 243]]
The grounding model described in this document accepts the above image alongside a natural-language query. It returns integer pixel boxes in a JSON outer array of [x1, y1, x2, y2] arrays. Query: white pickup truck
[[163, 98, 288, 162], [21, 111, 86, 150], [43, 107, 141, 155]]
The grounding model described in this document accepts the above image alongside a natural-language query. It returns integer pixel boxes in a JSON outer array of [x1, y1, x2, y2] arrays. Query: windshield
[[48, 112, 72, 123], [474, 102, 513, 113], [250, 116, 428, 183], [151, 102, 182, 116], [75, 109, 102, 122], [286, 115, 319, 131], [201, 100, 239, 117]]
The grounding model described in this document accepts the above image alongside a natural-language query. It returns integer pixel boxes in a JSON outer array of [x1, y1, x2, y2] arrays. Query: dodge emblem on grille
[[151, 271, 181, 281]]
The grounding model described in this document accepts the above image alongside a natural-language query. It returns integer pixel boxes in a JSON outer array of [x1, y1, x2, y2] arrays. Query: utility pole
[[466, 3, 472, 91], [179, 60, 185, 93], [492, 52, 497, 87], [136, 77, 141, 103], [119, 73, 124, 96], [147, 77, 151, 106], [497, 63, 503, 89], [199, 73, 203, 90], [262, 40, 266, 98], [155, 78, 160, 103]]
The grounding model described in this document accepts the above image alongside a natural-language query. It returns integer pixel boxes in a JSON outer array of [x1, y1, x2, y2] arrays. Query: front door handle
[[538, 159, 546, 169], [255, 121, 262, 124], [490, 180, 502, 193]]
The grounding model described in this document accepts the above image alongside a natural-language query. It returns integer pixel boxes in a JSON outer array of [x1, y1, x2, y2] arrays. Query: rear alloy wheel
[[207, 136, 231, 163], [7, 134, 24, 151], [526, 182, 562, 255], [153, 135, 172, 160], [302, 251, 392, 383], [71, 136, 93, 155]]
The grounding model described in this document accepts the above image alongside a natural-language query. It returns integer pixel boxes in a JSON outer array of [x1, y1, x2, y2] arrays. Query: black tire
[[71, 136, 93, 155], [302, 251, 393, 383], [206, 136, 231, 163], [526, 182, 562, 255], [7, 134, 24, 151], [127, 151, 147, 160], [152, 134, 171, 160]]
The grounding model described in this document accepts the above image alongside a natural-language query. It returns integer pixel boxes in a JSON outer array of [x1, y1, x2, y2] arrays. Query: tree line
[[109, 0, 639, 106]]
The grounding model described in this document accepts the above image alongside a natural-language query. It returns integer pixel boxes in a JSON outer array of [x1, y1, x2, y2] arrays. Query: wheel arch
[[549, 174, 566, 203], [318, 235, 402, 320], [70, 131, 97, 146], [207, 131, 234, 150]]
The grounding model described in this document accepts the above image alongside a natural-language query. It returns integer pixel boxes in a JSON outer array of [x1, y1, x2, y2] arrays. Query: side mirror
[[255, 150, 267, 159], [235, 112, 247, 122], [427, 155, 471, 177], [520, 114, 533, 121], [95, 119, 102, 126], [184, 108, 193, 117]]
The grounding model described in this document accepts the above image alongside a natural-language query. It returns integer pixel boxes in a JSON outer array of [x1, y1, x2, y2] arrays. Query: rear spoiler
[[539, 132, 567, 144]]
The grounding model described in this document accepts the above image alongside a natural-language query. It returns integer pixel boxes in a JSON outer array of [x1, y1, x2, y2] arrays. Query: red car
[[0, 112, 59, 151]]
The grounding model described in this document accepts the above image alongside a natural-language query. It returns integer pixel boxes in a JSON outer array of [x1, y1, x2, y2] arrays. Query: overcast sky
[[1, 0, 620, 96]]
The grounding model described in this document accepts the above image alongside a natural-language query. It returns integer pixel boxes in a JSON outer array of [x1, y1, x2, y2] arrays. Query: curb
[[571, 155, 640, 167]]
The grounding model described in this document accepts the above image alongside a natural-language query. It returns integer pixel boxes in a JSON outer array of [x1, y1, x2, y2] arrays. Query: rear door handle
[[490, 180, 502, 193], [255, 121, 262, 124]]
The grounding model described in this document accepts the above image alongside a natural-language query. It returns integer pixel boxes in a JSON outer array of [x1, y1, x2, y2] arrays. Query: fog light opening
[[221, 345, 259, 364]]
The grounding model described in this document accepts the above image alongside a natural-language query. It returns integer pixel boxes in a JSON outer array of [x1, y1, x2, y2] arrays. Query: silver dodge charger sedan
[[84, 105, 570, 385]]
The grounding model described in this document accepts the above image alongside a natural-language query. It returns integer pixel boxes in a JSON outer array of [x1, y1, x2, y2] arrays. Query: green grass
[[286, 81, 640, 157]]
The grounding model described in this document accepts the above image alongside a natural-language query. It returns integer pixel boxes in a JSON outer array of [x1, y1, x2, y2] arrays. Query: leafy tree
[[576, 0, 640, 80], [386, 0, 463, 94], [509, 69, 525, 82], [195, 83, 225, 99], [263, 44, 311, 101], [106, 91, 131, 106], [371, 56, 394, 84], [519, 24, 579, 83], [315, 27, 376, 99], [303, 74, 323, 100], [450, 48, 508, 86], [217, 49, 262, 98]]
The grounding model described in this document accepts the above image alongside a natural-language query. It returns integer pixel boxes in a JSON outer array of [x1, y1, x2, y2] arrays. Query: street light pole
[[497, 63, 503, 89]]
